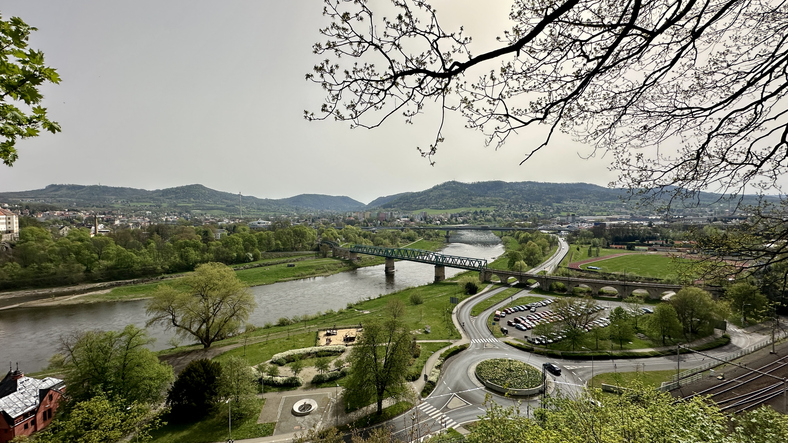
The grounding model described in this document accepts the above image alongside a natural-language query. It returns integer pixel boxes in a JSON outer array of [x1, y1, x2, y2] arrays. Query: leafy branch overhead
[[0, 14, 60, 166], [306, 0, 788, 200]]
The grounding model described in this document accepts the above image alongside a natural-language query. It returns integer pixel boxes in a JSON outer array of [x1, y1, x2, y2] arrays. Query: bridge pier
[[349, 252, 358, 261], [384, 257, 395, 275], [434, 265, 446, 282], [445, 230, 451, 243], [479, 270, 492, 283]]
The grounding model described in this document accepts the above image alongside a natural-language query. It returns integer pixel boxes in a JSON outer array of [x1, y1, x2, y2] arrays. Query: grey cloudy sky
[[0, 1, 618, 205]]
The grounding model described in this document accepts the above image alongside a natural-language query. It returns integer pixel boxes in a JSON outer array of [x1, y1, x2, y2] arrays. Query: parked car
[[544, 362, 562, 376]]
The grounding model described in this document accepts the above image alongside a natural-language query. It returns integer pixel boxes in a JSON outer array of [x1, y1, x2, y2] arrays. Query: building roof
[[0, 371, 64, 419]]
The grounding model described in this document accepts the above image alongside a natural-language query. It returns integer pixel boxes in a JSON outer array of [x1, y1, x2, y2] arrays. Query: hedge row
[[505, 335, 731, 360], [262, 375, 303, 387], [270, 345, 346, 365], [311, 368, 348, 384]]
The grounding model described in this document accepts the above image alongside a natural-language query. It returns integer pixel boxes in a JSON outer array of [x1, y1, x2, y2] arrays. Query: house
[[0, 209, 18, 242], [0, 368, 65, 443]]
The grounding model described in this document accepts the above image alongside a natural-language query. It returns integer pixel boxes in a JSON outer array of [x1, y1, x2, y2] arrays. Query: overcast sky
[[0, 1, 620, 205]]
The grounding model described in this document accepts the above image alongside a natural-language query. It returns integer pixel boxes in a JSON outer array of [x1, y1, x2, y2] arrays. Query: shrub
[[277, 317, 292, 326], [270, 345, 346, 365], [410, 293, 424, 305], [475, 359, 541, 389], [311, 368, 348, 384], [262, 376, 302, 387], [465, 282, 479, 295]]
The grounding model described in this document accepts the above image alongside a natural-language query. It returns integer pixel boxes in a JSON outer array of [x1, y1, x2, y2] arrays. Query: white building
[[0, 208, 19, 241]]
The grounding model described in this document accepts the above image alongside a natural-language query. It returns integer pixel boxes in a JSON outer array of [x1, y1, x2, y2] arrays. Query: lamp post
[[335, 383, 340, 428], [226, 398, 233, 443]]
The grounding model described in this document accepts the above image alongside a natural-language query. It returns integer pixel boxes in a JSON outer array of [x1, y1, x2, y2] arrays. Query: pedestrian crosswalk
[[471, 337, 498, 343], [417, 402, 457, 430]]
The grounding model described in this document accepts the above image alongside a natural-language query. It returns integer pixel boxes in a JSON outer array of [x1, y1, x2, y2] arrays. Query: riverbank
[[0, 239, 444, 311]]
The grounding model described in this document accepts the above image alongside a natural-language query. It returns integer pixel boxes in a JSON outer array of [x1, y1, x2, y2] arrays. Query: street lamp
[[225, 398, 233, 443]]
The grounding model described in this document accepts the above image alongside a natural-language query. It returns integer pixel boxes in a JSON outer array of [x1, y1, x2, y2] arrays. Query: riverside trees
[[146, 262, 256, 349]]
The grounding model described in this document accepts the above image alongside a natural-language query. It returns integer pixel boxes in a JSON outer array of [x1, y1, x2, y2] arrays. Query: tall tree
[[146, 262, 256, 348], [726, 282, 769, 324], [344, 301, 413, 415], [643, 303, 682, 346], [59, 325, 174, 405], [670, 287, 721, 340], [608, 307, 635, 350], [167, 358, 223, 422], [0, 14, 61, 166]]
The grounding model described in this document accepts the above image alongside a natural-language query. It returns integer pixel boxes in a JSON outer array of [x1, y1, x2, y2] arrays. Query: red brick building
[[0, 369, 65, 443]]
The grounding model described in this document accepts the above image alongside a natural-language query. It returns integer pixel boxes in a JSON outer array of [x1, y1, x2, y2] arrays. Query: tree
[[726, 282, 769, 324], [146, 262, 257, 348], [60, 325, 173, 405], [32, 395, 161, 443], [308, 0, 788, 201], [643, 303, 683, 346], [167, 358, 223, 422], [608, 307, 635, 350], [670, 287, 720, 340], [622, 295, 646, 330], [315, 357, 331, 375], [344, 312, 413, 415], [219, 356, 259, 420], [290, 357, 305, 378], [0, 15, 61, 167]]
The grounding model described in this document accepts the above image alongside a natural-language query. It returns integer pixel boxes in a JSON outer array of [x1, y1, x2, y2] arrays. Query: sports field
[[578, 253, 695, 280]]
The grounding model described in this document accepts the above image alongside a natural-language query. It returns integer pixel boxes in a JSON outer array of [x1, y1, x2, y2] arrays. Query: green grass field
[[578, 253, 694, 280], [149, 399, 274, 443], [589, 369, 677, 389], [561, 245, 637, 266]]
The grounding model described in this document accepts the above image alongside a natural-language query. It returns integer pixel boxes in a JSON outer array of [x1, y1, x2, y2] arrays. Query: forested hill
[[0, 184, 365, 213], [373, 181, 630, 210]]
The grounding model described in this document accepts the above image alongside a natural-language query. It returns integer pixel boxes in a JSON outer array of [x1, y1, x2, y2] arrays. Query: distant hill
[[279, 194, 365, 212], [0, 184, 363, 214], [366, 192, 412, 208], [373, 181, 630, 210]]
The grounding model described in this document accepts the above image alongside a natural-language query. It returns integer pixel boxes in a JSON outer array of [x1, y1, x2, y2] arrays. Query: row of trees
[[504, 231, 558, 271], [0, 222, 440, 289]]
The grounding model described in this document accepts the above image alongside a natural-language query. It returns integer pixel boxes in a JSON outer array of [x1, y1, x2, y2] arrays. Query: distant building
[[248, 220, 271, 229], [0, 368, 65, 443], [0, 209, 18, 242]]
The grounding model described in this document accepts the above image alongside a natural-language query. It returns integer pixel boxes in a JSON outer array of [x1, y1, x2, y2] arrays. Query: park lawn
[[149, 399, 274, 443], [471, 287, 524, 316], [589, 369, 677, 389], [214, 331, 317, 366], [340, 401, 413, 431]]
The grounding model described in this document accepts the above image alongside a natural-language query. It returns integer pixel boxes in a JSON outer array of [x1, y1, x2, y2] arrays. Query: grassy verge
[[149, 399, 274, 443], [340, 401, 413, 431], [561, 245, 638, 267]]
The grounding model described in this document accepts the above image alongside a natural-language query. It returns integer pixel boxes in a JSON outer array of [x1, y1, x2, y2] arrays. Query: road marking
[[471, 338, 499, 343]]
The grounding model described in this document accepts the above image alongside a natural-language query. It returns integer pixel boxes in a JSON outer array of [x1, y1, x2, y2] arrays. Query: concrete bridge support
[[349, 252, 358, 261], [480, 270, 492, 283], [385, 257, 395, 275], [434, 265, 446, 282]]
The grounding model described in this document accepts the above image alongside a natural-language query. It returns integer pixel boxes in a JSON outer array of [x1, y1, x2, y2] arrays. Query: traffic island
[[474, 358, 544, 396]]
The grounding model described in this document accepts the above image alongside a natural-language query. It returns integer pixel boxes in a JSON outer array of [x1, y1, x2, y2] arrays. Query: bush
[[262, 376, 302, 387], [410, 293, 425, 305], [168, 359, 222, 422], [277, 317, 293, 326], [311, 368, 348, 384], [270, 345, 346, 365], [465, 281, 479, 295]]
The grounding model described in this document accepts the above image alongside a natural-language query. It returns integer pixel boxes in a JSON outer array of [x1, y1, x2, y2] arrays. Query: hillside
[[0, 184, 360, 214]]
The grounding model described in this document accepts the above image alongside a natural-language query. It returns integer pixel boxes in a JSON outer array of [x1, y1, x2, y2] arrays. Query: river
[[0, 231, 503, 372]]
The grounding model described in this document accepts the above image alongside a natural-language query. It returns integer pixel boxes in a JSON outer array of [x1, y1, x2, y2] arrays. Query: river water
[[0, 231, 503, 372]]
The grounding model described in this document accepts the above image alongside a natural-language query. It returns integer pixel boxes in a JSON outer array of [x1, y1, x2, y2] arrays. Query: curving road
[[384, 236, 776, 442]]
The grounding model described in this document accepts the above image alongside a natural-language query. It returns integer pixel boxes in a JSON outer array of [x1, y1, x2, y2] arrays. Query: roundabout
[[474, 358, 544, 396]]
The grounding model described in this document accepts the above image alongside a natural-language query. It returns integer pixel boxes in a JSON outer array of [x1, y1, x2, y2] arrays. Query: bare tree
[[307, 0, 788, 202]]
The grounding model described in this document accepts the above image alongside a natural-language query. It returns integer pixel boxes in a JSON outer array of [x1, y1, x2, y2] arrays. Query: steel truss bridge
[[347, 244, 487, 271]]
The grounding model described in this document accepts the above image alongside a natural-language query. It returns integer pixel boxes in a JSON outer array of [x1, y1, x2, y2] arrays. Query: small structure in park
[[0, 367, 65, 443]]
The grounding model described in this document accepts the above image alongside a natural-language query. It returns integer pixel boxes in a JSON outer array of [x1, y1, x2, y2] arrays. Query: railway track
[[682, 354, 788, 414]]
